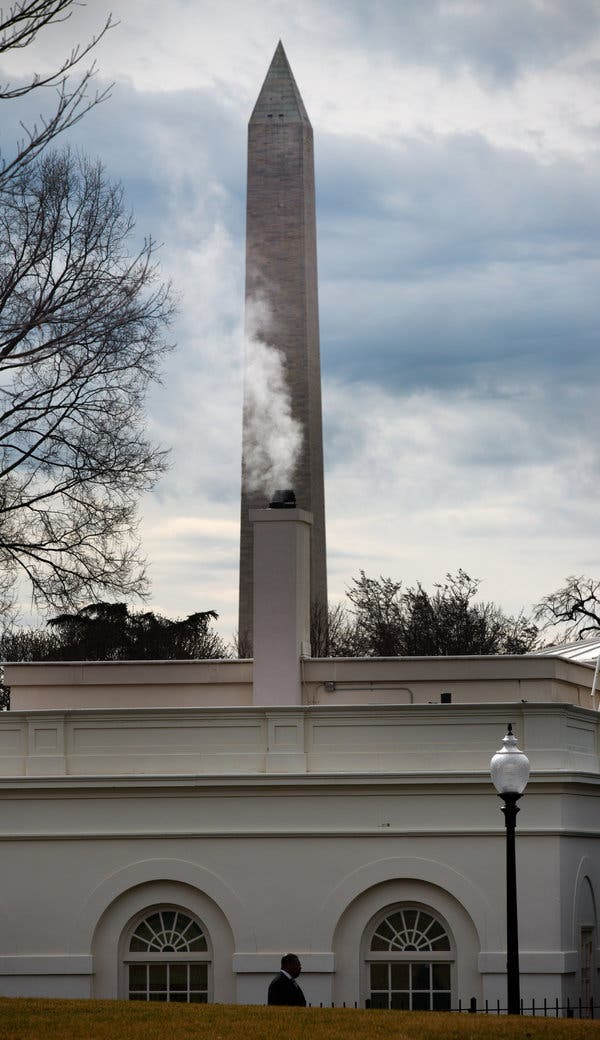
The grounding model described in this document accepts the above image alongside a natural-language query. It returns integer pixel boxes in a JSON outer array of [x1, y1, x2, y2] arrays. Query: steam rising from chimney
[[242, 296, 303, 495]]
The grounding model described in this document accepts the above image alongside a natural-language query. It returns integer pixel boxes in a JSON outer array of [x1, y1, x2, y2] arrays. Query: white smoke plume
[[242, 296, 303, 496]]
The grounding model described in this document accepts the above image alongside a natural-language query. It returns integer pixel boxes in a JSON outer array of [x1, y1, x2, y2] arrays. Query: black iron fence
[[307, 997, 594, 1018], [453, 996, 594, 1018]]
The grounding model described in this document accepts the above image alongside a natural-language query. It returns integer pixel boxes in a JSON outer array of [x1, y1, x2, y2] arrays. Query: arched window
[[124, 907, 210, 1002], [366, 906, 453, 1010]]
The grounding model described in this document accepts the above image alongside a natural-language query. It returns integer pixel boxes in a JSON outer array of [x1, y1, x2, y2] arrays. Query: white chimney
[[250, 504, 312, 705]]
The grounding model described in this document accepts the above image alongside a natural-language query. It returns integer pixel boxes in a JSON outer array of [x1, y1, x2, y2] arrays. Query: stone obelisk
[[238, 42, 327, 653]]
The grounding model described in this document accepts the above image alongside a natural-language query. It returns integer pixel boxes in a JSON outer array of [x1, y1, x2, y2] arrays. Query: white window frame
[[120, 904, 212, 1003], [363, 904, 456, 1011]]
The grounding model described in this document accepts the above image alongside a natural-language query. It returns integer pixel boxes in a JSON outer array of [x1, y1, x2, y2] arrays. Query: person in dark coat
[[267, 953, 307, 1006]]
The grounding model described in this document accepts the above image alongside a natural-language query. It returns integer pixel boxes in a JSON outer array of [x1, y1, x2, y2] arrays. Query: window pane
[[190, 964, 208, 990], [370, 934, 388, 951], [391, 993, 410, 1010], [131, 922, 154, 950], [146, 913, 162, 934], [184, 922, 207, 952], [129, 965, 147, 992], [149, 964, 167, 991], [412, 992, 430, 1011], [127, 942, 210, 1004], [433, 992, 451, 1011], [370, 993, 389, 1009], [169, 964, 187, 991], [390, 963, 409, 990], [432, 964, 451, 990], [412, 963, 430, 990], [431, 936, 451, 951], [388, 912, 404, 933], [162, 911, 176, 932], [404, 910, 418, 931], [370, 964, 388, 989]]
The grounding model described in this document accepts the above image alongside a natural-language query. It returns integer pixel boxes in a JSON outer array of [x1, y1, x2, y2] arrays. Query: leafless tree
[[0, 149, 174, 610], [310, 599, 367, 658], [324, 569, 537, 657], [1, 0, 114, 188], [534, 575, 600, 641]]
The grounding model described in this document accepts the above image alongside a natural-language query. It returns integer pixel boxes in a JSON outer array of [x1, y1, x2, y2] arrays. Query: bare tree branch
[[534, 575, 600, 641], [0, 1, 115, 188], [0, 149, 174, 611]]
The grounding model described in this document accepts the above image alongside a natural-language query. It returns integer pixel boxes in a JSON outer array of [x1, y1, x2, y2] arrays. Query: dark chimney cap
[[269, 489, 296, 509]]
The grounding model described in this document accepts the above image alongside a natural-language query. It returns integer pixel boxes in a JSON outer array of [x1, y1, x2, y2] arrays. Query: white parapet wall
[[0, 702, 598, 777], [3, 653, 596, 712], [5, 659, 253, 711], [303, 654, 598, 708]]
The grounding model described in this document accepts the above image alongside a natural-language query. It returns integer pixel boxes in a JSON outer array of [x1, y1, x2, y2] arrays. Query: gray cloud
[[316, 131, 600, 399], [337, 0, 600, 85]]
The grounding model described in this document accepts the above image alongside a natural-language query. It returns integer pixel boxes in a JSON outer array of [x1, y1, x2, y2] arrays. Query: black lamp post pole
[[500, 791, 522, 1015]]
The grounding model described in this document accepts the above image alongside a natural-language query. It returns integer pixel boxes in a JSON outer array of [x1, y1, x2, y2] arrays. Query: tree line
[[312, 569, 538, 658], [1, 571, 598, 667], [311, 572, 600, 658], [1, 601, 228, 662]]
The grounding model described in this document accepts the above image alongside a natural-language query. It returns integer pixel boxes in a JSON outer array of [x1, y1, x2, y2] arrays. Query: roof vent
[[269, 489, 296, 509]]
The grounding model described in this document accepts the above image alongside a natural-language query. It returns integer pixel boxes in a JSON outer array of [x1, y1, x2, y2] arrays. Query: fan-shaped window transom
[[370, 908, 450, 952], [129, 910, 208, 954]]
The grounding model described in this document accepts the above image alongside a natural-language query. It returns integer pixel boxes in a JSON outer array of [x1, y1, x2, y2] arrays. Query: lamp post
[[490, 723, 530, 1015]]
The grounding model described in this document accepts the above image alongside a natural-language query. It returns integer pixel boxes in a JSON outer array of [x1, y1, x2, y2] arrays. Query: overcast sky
[[3, 1, 600, 640]]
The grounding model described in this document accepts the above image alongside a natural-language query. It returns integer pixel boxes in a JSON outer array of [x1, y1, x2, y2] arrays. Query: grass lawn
[[0, 999, 599, 1040]]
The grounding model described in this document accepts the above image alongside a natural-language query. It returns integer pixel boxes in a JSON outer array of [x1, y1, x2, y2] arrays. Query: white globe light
[[490, 724, 530, 795]]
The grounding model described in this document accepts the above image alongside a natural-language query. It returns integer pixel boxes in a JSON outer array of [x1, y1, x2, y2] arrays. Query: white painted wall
[[0, 702, 598, 1008], [0, 702, 597, 777]]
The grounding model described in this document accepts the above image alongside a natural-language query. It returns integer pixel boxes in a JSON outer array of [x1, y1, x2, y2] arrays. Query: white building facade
[[0, 510, 599, 1011]]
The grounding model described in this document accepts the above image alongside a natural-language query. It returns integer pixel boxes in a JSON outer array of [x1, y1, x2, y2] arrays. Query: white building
[[0, 508, 598, 1011]]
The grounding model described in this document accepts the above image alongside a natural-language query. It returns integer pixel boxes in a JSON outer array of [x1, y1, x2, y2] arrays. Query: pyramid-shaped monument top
[[250, 41, 311, 125]]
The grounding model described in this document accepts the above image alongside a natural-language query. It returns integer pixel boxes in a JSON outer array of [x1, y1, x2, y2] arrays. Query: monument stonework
[[239, 42, 327, 650]]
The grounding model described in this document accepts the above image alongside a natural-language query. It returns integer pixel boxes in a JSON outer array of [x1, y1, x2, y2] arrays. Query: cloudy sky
[[3, 0, 600, 641]]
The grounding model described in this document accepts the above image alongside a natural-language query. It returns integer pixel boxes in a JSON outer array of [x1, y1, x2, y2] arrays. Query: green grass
[[1, 999, 599, 1040]]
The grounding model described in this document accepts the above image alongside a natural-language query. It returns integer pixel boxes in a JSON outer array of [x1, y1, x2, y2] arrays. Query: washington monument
[[238, 42, 327, 651]]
